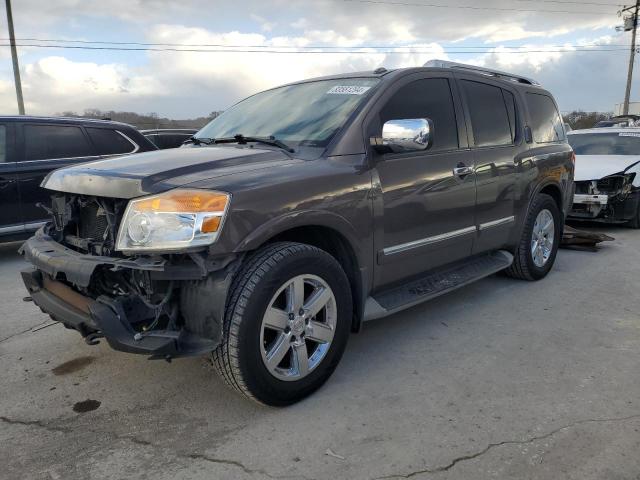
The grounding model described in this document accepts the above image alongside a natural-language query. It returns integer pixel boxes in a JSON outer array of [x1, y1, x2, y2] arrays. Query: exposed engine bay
[[44, 193, 126, 257]]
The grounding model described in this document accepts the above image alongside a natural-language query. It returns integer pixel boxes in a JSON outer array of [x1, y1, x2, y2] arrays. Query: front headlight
[[115, 189, 231, 253]]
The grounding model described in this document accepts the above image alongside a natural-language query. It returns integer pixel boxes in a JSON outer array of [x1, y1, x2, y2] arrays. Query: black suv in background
[[141, 128, 198, 149], [20, 61, 573, 405], [0, 117, 156, 241]]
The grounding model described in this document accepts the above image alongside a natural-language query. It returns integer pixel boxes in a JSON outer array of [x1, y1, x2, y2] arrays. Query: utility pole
[[621, 0, 639, 116], [4, 0, 24, 114]]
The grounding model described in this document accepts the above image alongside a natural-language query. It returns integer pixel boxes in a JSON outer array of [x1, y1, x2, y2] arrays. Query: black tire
[[504, 193, 562, 281], [212, 242, 352, 406]]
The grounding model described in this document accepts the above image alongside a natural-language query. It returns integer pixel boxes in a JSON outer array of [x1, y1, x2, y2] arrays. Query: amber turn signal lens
[[135, 190, 229, 213], [201, 216, 222, 233]]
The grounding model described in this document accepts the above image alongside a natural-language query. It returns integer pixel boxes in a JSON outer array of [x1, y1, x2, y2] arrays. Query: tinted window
[[24, 125, 95, 161], [86, 127, 135, 155], [568, 132, 640, 155], [153, 134, 191, 149], [164, 134, 191, 148], [527, 93, 564, 143], [461, 80, 512, 147], [0, 126, 6, 162], [380, 78, 458, 152], [145, 134, 160, 148]]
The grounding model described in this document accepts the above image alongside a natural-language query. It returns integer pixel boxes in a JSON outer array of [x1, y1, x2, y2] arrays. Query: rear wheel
[[212, 242, 352, 406], [504, 193, 561, 281]]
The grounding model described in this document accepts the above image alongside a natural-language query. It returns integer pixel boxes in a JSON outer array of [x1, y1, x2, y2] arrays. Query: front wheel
[[212, 242, 352, 406], [504, 193, 561, 281]]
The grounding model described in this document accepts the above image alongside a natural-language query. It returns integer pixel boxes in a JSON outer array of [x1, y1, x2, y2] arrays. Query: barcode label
[[327, 85, 371, 95]]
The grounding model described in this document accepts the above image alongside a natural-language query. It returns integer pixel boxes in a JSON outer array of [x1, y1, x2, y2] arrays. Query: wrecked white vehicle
[[567, 128, 640, 228]]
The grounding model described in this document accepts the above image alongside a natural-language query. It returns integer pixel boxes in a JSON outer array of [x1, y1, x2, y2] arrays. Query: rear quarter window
[[526, 93, 565, 143], [86, 127, 136, 155]]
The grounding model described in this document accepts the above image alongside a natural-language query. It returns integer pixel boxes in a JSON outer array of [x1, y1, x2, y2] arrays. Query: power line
[[516, 0, 624, 6], [1, 42, 632, 54], [341, 0, 615, 15], [2, 37, 631, 50]]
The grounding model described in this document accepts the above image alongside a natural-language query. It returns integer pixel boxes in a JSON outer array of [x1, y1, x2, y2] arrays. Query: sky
[[0, 0, 635, 118]]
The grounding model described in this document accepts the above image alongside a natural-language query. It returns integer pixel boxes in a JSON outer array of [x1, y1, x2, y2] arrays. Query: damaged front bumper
[[20, 230, 238, 360], [569, 178, 640, 223]]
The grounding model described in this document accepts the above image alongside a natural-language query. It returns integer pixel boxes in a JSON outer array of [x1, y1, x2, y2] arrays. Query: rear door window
[[86, 127, 136, 155], [380, 78, 459, 152], [24, 124, 96, 161], [527, 93, 565, 143], [461, 80, 513, 147]]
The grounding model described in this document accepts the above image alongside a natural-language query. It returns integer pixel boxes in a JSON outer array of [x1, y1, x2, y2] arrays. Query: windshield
[[195, 78, 379, 148], [568, 132, 640, 156]]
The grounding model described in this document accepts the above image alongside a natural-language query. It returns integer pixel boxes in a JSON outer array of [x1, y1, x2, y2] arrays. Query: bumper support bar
[[21, 268, 217, 359]]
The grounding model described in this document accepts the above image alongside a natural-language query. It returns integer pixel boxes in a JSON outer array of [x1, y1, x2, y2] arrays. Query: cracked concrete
[[1, 226, 640, 480], [375, 414, 640, 479]]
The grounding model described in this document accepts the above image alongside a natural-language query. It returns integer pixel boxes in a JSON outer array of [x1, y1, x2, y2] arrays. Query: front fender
[[233, 209, 366, 268]]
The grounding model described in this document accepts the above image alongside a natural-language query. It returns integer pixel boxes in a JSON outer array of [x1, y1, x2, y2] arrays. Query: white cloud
[[0, 1, 631, 116], [0, 24, 452, 116]]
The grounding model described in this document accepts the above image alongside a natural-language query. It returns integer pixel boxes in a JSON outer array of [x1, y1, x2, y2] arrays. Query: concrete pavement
[[1, 227, 639, 480]]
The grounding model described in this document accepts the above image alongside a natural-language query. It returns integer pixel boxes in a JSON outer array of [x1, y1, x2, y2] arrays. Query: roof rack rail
[[424, 59, 540, 86]]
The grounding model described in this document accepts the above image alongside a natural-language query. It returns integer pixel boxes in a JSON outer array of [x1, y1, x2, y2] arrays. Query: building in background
[[615, 102, 640, 115]]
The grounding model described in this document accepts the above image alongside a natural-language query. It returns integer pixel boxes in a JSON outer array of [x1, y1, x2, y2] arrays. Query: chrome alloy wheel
[[531, 208, 555, 268], [259, 274, 337, 381]]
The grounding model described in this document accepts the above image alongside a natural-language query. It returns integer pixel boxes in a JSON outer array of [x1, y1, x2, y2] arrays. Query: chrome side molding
[[478, 216, 515, 231], [382, 226, 477, 256]]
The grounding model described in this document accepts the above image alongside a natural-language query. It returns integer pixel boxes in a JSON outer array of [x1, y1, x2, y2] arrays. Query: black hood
[[42, 145, 298, 198]]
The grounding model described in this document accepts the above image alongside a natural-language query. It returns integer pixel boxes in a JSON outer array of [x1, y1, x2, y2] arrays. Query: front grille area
[[78, 202, 109, 241], [574, 177, 627, 196], [48, 194, 126, 256]]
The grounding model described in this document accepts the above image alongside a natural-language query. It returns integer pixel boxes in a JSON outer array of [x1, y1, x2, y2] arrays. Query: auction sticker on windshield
[[327, 86, 371, 95]]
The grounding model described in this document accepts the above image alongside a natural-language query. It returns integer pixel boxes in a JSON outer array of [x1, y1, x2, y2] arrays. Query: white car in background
[[567, 128, 640, 228]]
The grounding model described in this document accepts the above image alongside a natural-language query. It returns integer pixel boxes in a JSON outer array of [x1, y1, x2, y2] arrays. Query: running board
[[363, 250, 513, 321]]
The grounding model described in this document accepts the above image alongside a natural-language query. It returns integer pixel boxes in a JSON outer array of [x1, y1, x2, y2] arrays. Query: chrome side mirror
[[372, 118, 433, 154]]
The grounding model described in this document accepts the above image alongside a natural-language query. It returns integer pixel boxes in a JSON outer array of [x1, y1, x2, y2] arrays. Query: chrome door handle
[[453, 166, 473, 177]]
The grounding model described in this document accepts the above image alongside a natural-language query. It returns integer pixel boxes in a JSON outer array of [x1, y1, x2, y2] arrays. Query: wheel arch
[[234, 212, 367, 332], [538, 182, 563, 215]]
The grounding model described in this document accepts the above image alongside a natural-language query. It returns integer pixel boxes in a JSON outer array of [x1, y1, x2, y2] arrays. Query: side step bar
[[363, 250, 513, 321]]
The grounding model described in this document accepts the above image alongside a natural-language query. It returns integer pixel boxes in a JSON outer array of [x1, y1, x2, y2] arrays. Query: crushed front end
[[20, 192, 238, 360], [570, 173, 640, 223]]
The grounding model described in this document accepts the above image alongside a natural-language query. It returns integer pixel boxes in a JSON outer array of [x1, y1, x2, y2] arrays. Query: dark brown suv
[[20, 61, 574, 405]]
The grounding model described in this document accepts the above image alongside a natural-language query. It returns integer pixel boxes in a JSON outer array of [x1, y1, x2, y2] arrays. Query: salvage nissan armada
[[20, 61, 574, 405]]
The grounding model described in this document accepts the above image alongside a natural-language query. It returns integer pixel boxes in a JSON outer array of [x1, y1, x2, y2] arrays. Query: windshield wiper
[[183, 136, 213, 145], [213, 134, 294, 153]]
